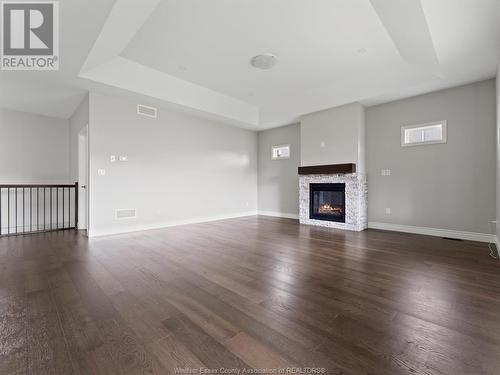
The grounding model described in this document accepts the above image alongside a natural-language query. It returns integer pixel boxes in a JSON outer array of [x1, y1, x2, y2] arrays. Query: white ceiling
[[1, 0, 499, 129], [123, 0, 401, 105]]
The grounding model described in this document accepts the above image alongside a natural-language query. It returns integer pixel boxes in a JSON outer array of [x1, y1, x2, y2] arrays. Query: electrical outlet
[[385, 207, 391, 215], [98, 169, 106, 176]]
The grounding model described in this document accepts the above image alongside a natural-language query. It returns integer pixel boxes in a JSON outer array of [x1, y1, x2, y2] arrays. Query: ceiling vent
[[137, 104, 158, 118], [115, 208, 137, 220]]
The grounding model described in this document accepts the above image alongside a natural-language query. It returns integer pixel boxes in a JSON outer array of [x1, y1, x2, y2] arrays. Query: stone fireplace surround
[[298, 164, 367, 231]]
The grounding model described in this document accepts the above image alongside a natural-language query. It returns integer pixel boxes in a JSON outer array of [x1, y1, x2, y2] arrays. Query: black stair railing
[[0, 182, 78, 236]]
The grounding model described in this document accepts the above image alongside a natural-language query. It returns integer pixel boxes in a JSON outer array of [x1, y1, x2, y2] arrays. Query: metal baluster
[[50, 187, 52, 230], [30, 187, 32, 232], [69, 187, 71, 229], [36, 187, 39, 232], [63, 187, 65, 229], [43, 187, 46, 231], [22, 188, 24, 233], [15, 188, 17, 234], [0, 184, 81, 236], [7, 188, 10, 235], [75, 182, 78, 231]]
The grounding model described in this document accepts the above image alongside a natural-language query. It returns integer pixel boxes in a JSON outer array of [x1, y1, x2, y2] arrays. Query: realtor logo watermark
[[1, 1, 59, 70]]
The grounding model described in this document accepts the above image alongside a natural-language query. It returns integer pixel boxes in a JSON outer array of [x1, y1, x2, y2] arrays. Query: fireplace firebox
[[309, 183, 345, 222]]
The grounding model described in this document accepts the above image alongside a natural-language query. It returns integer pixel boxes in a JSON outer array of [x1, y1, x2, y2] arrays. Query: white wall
[[88, 92, 258, 236], [300, 102, 366, 172], [0, 108, 70, 183], [1, 82, 494, 238], [257, 124, 300, 217], [367, 80, 496, 234]]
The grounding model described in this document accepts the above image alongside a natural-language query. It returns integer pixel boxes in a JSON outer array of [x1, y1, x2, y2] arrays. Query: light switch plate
[[119, 156, 128, 162], [110, 155, 116, 162]]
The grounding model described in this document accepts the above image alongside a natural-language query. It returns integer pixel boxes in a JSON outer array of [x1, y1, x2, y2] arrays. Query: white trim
[[368, 222, 495, 243], [78, 124, 89, 231], [258, 211, 299, 219], [88, 211, 257, 238]]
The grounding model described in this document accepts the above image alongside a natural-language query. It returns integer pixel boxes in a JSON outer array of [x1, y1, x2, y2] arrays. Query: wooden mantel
[[298, 163, 356, 175]]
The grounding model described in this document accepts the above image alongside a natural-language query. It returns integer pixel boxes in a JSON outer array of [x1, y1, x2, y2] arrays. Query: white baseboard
[[368, 221, 495, 243], [257, 211, 299, 219], [88, 211, 258, 238]]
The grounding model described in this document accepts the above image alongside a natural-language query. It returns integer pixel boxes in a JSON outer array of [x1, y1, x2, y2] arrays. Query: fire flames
[[318, 204, 343, 214]]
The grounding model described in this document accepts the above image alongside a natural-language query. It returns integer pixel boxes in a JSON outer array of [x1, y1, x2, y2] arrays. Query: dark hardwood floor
[[1, 215, 500, 374]]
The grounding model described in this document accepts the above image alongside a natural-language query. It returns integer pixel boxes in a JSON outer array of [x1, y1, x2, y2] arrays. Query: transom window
[[401, 121, 447, 147], [272, 144, 290, 160]]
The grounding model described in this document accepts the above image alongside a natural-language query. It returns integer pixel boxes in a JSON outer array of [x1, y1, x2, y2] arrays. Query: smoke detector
[[250, 53, 278, 70]]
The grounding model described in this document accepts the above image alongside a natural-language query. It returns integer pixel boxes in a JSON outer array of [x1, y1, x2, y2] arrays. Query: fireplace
[[309, 183, 345, 222], [299, 164, 367, 231]]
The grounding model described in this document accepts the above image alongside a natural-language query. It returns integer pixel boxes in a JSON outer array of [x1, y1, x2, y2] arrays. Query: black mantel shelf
[[298, 163, 356, 175]]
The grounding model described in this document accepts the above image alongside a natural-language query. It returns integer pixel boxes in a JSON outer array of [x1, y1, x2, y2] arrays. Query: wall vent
[[137, 104, 158, 118], [115, 208, 137, 220]]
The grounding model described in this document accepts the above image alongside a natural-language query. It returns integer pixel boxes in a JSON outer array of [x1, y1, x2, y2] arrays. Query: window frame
[[401, 120, 447, 147], [271, 144, 291, 160]]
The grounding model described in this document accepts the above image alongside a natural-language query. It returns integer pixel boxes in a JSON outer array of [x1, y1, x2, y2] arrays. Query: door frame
[[78, 124, 89, 233]]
